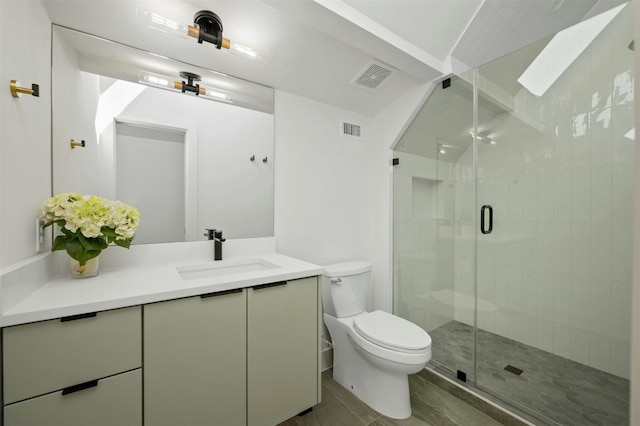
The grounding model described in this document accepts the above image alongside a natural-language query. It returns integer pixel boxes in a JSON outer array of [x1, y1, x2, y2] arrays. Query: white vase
[[70, 256, 100, 278]]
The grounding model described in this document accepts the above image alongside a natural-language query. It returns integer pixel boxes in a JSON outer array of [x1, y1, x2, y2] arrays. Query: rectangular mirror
[[52, 25, 275, 244]]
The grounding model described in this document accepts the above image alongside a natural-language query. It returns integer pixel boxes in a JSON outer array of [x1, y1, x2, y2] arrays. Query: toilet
[[322, 261, 432, 419]]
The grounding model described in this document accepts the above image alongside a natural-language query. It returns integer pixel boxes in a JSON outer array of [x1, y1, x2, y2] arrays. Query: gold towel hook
[[10, 80, 39, 98], [70, 139, 86, 149]]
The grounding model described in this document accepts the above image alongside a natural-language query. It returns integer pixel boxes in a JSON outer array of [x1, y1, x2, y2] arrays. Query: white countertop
[[1, 241, 324, 327]]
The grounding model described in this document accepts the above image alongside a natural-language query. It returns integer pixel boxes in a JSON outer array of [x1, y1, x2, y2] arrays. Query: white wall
[[51, 28, 101, 196], [274, 85, 429, 312], [0, 0, 52, 268], [274, 91, 374, 266]]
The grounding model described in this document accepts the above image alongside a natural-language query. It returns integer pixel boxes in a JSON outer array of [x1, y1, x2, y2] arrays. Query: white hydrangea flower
[[40, 193, 139, 243], [65, 196, 111, 238], [110, 202, 140, 240], [40, 192, 83, 223]]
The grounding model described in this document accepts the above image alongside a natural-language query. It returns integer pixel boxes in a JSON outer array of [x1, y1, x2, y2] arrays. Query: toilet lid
[[353, 310, 431, 353]]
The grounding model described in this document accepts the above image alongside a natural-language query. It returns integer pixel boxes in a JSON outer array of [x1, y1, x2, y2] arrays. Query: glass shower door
[[473, 4, 633, 424], [393, 72, 476, 381]]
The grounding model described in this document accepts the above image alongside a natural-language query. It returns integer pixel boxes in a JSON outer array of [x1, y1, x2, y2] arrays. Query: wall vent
[[341, 121, 362, 138], [351, 60, 396, 91]]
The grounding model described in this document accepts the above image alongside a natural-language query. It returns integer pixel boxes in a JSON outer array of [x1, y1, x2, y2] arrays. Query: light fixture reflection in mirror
[[52, 25, 275, 244], [138, 71, 233, 103]]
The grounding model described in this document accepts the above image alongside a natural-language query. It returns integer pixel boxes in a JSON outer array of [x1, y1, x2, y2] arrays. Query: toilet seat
[[353, 310, 431, 354]]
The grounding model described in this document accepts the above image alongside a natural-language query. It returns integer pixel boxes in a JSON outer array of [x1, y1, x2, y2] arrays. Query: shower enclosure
[[393, 4, 633, 425]]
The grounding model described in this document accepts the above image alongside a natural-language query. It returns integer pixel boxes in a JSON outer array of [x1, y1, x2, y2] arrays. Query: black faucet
[[204, 228, 226, 260]]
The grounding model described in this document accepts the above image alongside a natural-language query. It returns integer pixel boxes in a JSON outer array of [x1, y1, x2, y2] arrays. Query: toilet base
[[325, 313, 426, 419], [333, 358, 412, 419]]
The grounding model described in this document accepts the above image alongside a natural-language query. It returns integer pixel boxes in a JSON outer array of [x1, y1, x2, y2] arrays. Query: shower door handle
[[481, 205, 493, 234]]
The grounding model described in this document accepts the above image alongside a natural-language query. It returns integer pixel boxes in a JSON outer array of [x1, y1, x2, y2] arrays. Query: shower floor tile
[[428, 321, 629, 426]]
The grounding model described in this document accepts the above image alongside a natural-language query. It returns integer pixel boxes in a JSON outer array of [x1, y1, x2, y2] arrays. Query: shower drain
[[504, 365, 524, 376]]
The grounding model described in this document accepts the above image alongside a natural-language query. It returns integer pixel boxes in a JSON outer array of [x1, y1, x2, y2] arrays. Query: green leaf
[[52, 235, 69, 251], [60, 227, 79, 238], [78, 233, 108, 251], [65, 240, 85, 263], [82, 250, 102, 263], [65, 240, 101, 266], [113, 238, 132, 249], [42, 220, 57, 228], [101, 227, 117, 244]]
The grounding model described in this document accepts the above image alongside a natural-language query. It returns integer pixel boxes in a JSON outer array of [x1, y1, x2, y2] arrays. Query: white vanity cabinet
[[248, 276, 320, 426], [2, 306, 142, 426], [144, 288, 248, 426]]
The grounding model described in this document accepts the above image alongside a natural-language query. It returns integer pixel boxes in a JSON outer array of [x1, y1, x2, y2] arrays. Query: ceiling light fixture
[[139, 71, 232, 104], [138, 8, 262, 60], [470, 130, 493, 141], [189, 10, 228, 49]]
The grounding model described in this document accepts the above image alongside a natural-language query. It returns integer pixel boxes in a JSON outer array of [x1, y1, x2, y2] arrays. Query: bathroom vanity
[[0, 241, 324, 426]]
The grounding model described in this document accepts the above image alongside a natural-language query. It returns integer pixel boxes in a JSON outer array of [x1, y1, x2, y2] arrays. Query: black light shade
[[193, 10, 225, 49]]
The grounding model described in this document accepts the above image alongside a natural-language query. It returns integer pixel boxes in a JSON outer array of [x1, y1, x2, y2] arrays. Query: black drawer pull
[[62, 379, 98, 395], [253, 281, 287, 291], [60, 312, 97, 322], [200, 288, 243, 299]]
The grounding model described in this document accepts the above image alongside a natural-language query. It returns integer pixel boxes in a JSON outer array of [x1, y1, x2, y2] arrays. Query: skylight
[[517, 3, 627, 97], [94, 79, 145, 142]]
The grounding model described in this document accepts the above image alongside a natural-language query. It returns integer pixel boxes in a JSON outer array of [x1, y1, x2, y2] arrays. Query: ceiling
[[42, 0, 625, 116]]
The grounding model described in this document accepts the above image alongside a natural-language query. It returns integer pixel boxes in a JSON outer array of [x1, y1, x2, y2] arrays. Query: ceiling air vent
[[351, 60, 396, 91], [341, 121, 362, 138]]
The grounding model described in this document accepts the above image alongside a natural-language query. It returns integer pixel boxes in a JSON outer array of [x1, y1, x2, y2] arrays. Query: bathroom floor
[[278, 369, 520, 426], [428, 320, 630, 426]]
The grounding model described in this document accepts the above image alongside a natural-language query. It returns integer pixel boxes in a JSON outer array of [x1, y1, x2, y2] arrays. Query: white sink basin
[[177, 258, 280, 281]]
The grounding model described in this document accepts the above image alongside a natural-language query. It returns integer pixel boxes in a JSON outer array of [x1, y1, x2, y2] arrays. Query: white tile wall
[[590, 108, 612, 165], [537, 318, 554, 352], [589, 332, 611, 372], [554, 170, 572, 221], [571, 328, 591, 365]]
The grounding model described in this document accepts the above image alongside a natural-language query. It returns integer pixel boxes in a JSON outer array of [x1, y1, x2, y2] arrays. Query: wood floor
[[278, 369, 520, 426]]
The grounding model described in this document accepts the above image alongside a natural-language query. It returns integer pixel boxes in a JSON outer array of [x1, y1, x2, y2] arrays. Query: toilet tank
[[322, 261, 372, 318]]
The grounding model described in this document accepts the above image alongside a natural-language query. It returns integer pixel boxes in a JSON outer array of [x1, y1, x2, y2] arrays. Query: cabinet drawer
[[4, 368, 142, 426], [3, 305, 141, 404]]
